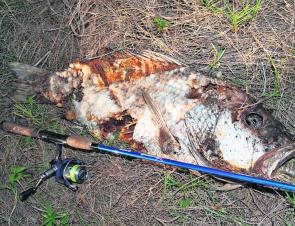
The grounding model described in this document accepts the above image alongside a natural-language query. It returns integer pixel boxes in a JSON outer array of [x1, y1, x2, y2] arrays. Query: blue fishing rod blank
[[95, 144, 295, 192]]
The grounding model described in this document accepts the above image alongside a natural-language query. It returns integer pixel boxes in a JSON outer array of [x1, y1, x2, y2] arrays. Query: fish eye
[[245, 113, 263, 129]]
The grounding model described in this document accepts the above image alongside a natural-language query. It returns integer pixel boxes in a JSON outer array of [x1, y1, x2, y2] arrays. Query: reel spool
[[58, 159, 88, 191], [20, 144, 88, 201], [63, 160, 87, 184]]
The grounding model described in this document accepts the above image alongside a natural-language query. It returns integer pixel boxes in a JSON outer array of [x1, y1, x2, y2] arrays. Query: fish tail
[[9, 62, 48, 101]]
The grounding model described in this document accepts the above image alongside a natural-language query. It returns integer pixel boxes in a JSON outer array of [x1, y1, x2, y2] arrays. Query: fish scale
[[185, 104, 221, 152]]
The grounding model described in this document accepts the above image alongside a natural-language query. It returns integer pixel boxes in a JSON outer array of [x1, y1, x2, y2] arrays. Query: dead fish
[[9, 51, 295, 181]]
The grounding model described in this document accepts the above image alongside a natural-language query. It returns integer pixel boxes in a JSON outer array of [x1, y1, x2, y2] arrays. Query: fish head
[[238, 104, 295, 180], [222, 92, 295, 180], [186, 80, 295, 181]]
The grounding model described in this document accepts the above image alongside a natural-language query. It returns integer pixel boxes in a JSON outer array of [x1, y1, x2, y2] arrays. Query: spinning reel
[[20, 143, 87, 202]]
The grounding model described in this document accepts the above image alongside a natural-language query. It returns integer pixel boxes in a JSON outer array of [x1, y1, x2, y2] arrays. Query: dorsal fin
[[137, 50, 183, 66], [73, 50, 183, 88]]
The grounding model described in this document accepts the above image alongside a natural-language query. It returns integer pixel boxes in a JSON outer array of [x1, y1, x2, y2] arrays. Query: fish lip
[[252, 143, 295, 178]]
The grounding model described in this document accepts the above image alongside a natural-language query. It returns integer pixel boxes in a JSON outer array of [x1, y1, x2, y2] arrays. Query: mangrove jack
[[9, 51, 295, 182]]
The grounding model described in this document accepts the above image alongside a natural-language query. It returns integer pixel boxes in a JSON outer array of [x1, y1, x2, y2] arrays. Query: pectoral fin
[[141, 90, 180, 154]]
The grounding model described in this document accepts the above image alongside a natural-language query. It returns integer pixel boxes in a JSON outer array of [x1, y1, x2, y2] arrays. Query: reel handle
[[19, 188, 36, 202], [1, 121, 92, 151]]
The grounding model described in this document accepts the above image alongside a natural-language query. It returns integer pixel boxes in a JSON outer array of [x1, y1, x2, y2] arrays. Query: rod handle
[[1, 121, 93, 151], [1, 121, 38, 138], [66, 135, 92, 151]]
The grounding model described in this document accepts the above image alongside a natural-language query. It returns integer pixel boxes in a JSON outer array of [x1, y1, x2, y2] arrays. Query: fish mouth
[[253, 143, 295, 179]]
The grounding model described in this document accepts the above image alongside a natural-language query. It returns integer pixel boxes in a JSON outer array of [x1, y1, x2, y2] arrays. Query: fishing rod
[[1, 121, 295, 201]]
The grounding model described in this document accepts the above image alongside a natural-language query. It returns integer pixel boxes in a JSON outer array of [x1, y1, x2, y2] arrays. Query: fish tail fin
[[9, 62, 48, 101]]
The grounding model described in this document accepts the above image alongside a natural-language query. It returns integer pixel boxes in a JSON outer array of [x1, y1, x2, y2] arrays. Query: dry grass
[[0, 0, 295, 225]]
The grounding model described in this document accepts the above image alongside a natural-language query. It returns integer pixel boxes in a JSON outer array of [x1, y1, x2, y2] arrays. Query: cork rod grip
[[1, 121, 93, 151], [1, 121, 39, 138], [66, 135, 92, 151]]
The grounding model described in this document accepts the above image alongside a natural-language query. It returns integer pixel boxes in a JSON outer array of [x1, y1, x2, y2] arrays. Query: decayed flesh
[[11, 51, 181, 106], [9, 51, 295, 180]]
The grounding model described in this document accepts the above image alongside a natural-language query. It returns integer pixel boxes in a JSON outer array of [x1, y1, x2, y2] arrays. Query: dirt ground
[[0, 0, 295, 225]]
